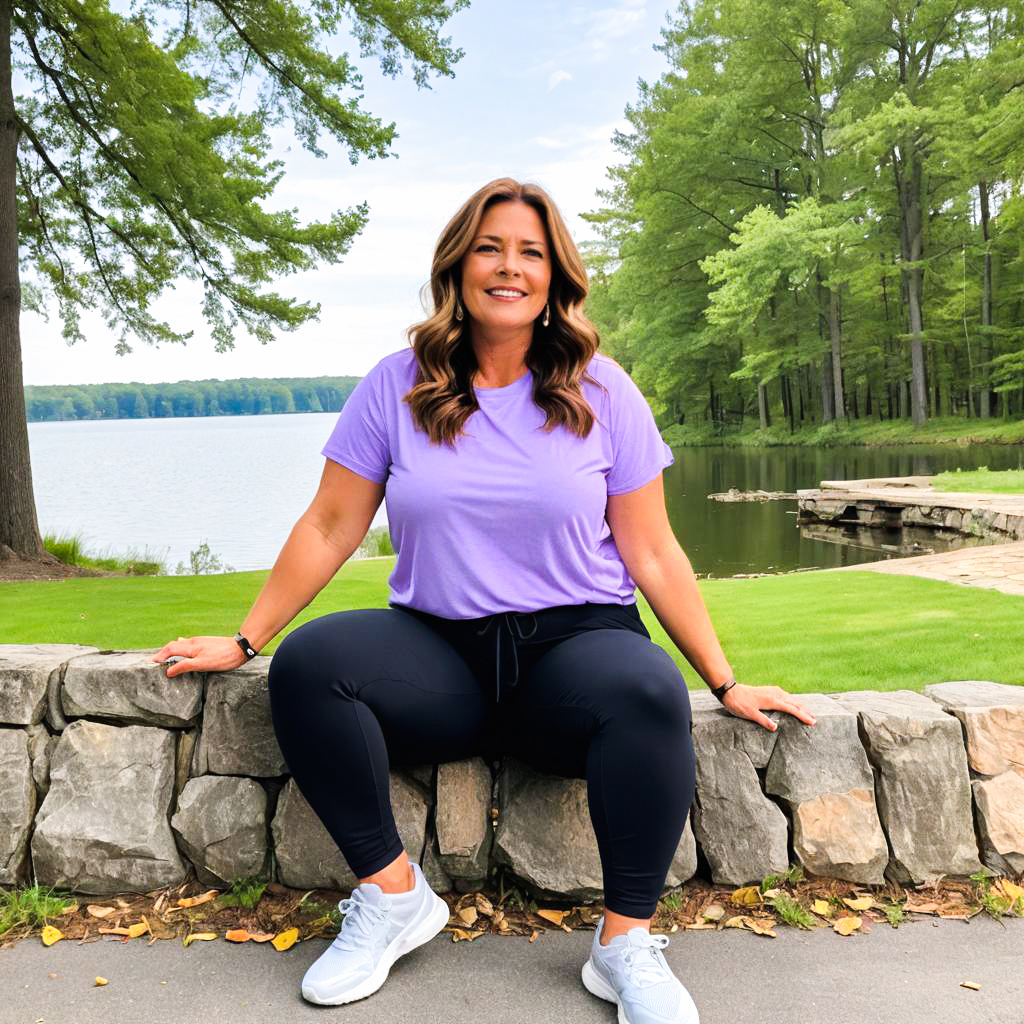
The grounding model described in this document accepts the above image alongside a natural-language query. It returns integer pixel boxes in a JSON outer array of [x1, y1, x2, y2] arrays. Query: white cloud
[[547, 69, 572, 91]]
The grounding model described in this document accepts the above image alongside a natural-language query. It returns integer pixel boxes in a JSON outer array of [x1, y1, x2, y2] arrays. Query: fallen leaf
[[248, 932, 276, 942], [176, 890, 219, 909], [811, 900, 831, 916], [474, 894, 495, 917], [98, 928, 132, 936], [903, 899, 940, 915], [528, 929, 540, 943], [127, 922, 148, 939], [536, 909, 568, 926], [94, 977, 108, 987], [730, 886, 761, 907], [86, 906, 116, 920], [996, 880, 1024, 904], [271, 928, 299, 952], [833, 916, 862, 936], [761, 888, 782, 900], [457, 907, 478, 927], [723, 916, 747, 929], [449, 928, 483, 942], [182, 932, 217, 948], [497, 918, 511, 933], [843, 896, 875, 912], [41, 926, 63, 947], [59, 904, 78, 916], [702, 904, 726, 922], [960, 981, 981, 991], [225, 929, 251, 942], [115, 899, 130, 909], [746, 918, 778, 938], [685, 922, 719, 930]]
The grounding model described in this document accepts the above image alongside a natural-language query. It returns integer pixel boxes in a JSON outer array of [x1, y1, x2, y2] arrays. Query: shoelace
[[621, 933, 671, 988], [334, 888, 391, 952]]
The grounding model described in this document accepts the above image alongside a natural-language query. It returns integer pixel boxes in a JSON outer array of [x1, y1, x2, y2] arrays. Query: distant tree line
[[24, 377, 361, 422]]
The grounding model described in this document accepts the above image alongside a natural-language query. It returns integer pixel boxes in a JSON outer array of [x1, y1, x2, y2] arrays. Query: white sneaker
[[300, 861, 450, 1005], [582, 915, 700, 1024]]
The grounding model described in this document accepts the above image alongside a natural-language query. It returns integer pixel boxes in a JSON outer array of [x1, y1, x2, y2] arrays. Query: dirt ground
[[0, 549, 107, 582]]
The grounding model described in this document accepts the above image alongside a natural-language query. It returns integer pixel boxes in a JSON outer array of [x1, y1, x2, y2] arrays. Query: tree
[[0, 0, 466, 561]]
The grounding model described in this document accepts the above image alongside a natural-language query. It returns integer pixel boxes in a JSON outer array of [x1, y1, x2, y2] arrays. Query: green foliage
[[217, 876, 268, 910], [970, 870, 1024, 921], [765, 892, 816, 930], [175, 542, 235, 576], [661, 888, 684, 913], [357, 525, 395, 558], [43, 530, 165, 575], [760, 864, 804, 892], [932, 468, 1024, 494], [24, 376, 359, 422], [0, 885, 77, 938], [880, 902, 905, 928]]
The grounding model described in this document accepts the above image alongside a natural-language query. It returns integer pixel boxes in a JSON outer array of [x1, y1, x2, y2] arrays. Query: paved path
[[832, 539, 1024, 596], [1, 918, 1022, 1024]]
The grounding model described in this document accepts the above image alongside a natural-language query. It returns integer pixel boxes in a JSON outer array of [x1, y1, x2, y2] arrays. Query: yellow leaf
[[127, 922, 148, 939], [182, 932, 217, 947], [86, 905, 116, 920], [449, 928, 484, 942], [747, 917, 778, 938], [730, 886, 761, 906], [996, 880, 1024, 905], [457, 906, 478, 927], [536, 909, 568, 926], [723, 916, 748, 929], [811, 900, 831, 916], [176, 890, 219, 909], [271, 928, 299, 952], [41, 926, 63, 946], [833, 916, 862, 936], [843, 896, 875, 912], [94, 977, 108, 987]]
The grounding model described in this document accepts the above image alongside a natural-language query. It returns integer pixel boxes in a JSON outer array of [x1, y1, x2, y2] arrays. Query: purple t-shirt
[[321, 347, 674, 618]]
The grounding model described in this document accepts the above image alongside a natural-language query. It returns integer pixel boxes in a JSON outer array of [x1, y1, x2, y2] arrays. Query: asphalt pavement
[[1, 916, 1022, 1024]]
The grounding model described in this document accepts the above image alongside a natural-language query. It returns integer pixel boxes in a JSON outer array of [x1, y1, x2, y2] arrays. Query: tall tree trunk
[[900, 150, 928, 426], [757, 382, 770, 430], [979, 180, 992, 419], [0, 0, 44, 560], [828, 285, 846, 419]]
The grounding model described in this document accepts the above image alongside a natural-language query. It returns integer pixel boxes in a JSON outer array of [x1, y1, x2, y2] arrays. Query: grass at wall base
[[2, 558, 1021, 694]]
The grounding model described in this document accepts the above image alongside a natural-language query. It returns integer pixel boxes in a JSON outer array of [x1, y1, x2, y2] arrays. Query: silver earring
[[542, 302, 550, 328], [455, 297, 463, 322]]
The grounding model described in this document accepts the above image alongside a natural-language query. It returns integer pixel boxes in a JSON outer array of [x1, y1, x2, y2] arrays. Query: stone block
[[971, 772, 1024, 877], [791, 789, 889, 884], [171, 775, 269, 886], [691, 703, 788, 885], [25, 722, 56, 799], [0, 727, 36, 885], [272, 772, 429, 890], [924, 681, 1024, 778], [31, 720, 186, 894], [435, 758, 492, 879], [0, 645, 97, 726], [195, 659, 285, 777], [492, 758, 697, 902], [832, 691, 981, 883], [420, 830, 455, 894], [62, 650, 203, 727]]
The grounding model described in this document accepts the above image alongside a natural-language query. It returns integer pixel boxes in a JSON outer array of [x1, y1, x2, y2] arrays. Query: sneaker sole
[[581, 957, 700, 1024], [301, 890, 451, 1006]]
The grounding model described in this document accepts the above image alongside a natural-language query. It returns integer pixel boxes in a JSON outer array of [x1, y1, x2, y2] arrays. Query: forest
[[584, 0, 1024, 435], [23, 376, 359, 422]]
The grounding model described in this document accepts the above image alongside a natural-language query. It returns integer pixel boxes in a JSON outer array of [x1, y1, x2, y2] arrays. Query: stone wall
[[2, 644, 1022, 899]]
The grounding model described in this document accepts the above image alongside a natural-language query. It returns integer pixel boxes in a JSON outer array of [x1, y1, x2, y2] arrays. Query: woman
[[154, 178, 816, 1024]]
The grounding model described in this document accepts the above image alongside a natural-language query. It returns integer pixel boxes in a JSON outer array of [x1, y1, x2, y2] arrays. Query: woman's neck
[[470, 330, 530, 388]]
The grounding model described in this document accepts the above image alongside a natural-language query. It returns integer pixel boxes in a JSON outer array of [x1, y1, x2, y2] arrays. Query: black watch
[[710, 676, 736, 702], [234, 632, 258, 660]]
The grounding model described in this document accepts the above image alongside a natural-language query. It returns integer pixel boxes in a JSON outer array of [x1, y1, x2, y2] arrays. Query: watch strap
[[234, 632, 257, 659], [710, 676, 736, 702]]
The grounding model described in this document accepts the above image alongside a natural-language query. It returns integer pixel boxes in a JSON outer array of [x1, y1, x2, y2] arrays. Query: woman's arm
[[152, 460, 385, 677], [606, 474, 815, 731]]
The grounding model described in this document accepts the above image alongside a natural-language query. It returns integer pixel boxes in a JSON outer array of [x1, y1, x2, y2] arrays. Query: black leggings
[[266, 603, 696, 918]]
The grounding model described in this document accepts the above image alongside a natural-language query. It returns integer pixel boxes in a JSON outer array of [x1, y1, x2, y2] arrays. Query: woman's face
[[459, 200, 552, 338]]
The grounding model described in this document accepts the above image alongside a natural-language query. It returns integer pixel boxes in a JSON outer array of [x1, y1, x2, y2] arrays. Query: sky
[[21, 0, 676, 387]]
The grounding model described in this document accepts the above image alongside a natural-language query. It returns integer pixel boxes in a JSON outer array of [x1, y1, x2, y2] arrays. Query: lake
[[26, 413, 1024, 575]]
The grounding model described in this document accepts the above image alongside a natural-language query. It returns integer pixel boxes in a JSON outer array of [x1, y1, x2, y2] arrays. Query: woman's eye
[[475, 244, 498, 253], [524, 249, 544, 258]]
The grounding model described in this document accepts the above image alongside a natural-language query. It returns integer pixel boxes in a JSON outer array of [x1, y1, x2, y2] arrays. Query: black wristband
[[710, 676, 736, 702], [234, 632, 257, 660]]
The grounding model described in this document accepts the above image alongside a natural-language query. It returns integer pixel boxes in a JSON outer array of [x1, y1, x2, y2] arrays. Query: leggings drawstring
[[474, 611, 538, 702]]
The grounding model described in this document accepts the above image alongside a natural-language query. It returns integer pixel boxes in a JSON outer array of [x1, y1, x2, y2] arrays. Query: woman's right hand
[[151, 635, 249, 678]]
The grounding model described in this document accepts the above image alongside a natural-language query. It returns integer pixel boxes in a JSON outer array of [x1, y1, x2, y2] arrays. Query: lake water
[[26, 413, 1024, 575]]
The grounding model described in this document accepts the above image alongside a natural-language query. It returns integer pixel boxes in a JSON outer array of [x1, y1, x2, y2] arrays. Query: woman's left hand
[[719, 683, 817, 732]]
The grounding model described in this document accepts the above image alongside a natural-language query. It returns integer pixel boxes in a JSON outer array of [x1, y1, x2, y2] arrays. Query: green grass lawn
[[2, 558, 1020, 693], [932, 468, 1024, 494]]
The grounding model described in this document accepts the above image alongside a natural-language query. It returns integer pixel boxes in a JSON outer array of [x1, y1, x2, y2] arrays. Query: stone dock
[[797, 476, 1024, 541]]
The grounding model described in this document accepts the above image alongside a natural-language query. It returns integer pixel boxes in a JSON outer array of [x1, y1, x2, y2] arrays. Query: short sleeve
[[321, 361, 391, 483], [605, 368, 675, 495]]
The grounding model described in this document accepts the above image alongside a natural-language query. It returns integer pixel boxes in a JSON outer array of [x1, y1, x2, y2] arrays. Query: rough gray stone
[[435, 758, 492, 879], [171, 776, 269, 886], [0, 727, 35, 885], [971, 772, 1024, 877], [493, 758, 696, 902], [924, 681, 1024, 778], [0, 645, 97, 726], [272, 772, 429, 890], [764, 694, 887, 883], [175, 729, 198, 799], [691, 703, 788, 885], [31, 720, 186, 894], [420, 829, 455, 894], [832, 690, 981, 883], [61, 650, 203, 727], [199, 659, 286, 777], [25, 722, 56, 799]]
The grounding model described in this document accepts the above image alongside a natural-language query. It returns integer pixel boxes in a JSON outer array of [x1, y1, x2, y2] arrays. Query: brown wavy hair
[[404, 177, 602, 445]]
